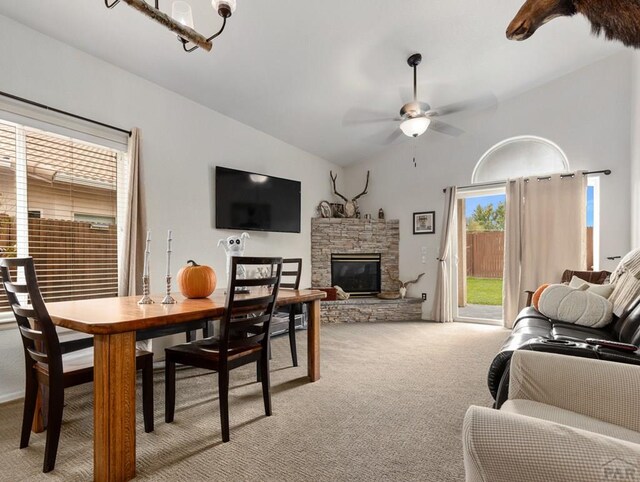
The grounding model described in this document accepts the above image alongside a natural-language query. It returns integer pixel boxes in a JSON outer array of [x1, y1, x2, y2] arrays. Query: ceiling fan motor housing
[[400, 101, 430, 119]]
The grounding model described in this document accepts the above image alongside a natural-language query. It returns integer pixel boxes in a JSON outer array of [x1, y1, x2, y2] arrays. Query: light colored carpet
[[0, 322, 507, 481]]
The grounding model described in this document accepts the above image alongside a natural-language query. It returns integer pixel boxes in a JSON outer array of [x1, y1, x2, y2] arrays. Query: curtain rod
[[443, 169, 612, 193], [0, 90, 132, 137]]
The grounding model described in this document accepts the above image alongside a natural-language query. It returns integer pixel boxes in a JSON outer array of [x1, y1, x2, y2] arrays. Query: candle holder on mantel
[[138, 275, 154, 305], [161, 274, 177, 304]]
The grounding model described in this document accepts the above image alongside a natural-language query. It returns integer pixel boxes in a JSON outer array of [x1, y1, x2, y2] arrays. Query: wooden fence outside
[[466, 227, 594, 279], [0, 217, 118, 313], [466, 232, 504, 278]]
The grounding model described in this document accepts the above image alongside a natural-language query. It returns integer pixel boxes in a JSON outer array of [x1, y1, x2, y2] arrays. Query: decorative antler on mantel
[[387, 269, 425, 299], [330, 171, 349, 203], [387, 269, 425, 289], [329, 170, 370, 218], [352, 171, 370, 201]]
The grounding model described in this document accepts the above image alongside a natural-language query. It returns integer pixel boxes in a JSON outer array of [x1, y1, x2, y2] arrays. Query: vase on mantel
[[399, 287, 407, 299]]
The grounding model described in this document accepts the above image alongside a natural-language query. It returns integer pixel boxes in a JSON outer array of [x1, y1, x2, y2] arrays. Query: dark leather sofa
[[488, 272, 640, 407]]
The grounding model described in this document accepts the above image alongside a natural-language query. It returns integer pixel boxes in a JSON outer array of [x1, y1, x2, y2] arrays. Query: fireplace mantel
[[311, 218, 399, 293]]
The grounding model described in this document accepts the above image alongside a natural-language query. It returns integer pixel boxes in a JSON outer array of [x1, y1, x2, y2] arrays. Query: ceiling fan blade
[[428, 93, 497, 118], [382, 128, 403, 145], [362, 127, 404, 146], [429, 119, 465, 137], [343, 108, 396, 126]]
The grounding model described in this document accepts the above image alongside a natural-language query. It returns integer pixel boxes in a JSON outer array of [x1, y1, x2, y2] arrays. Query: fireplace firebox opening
[[331, 253, 382, 297]]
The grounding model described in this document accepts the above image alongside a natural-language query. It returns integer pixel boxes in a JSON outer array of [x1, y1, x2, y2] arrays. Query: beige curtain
[[502, 173, 586, 327], [118, 127, 145, 297], [432, 186, 457, 322], [118, 128, 149, 350]]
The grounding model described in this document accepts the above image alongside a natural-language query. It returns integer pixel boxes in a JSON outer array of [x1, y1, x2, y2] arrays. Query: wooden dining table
[[45, 288, 326, 482]]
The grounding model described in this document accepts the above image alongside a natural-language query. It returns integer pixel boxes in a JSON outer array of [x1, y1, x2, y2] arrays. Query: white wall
[[0, 15, 341, 402], [343, 53, 633, 319]]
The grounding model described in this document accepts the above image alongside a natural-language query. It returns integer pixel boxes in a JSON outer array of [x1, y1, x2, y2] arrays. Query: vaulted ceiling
[[0, 1, 625, 165]]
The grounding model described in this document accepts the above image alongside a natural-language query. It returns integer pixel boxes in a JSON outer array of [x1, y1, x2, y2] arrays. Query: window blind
[[0, 118, 128, 314]]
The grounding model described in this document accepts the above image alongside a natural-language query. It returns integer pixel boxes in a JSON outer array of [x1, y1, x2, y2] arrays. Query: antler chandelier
[[105, 0, 236, 53]]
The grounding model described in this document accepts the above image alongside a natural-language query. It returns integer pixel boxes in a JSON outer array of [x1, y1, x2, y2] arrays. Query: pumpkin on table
[[177, 260, 217, 298]]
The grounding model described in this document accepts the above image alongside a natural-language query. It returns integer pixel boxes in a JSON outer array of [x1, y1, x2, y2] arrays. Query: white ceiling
[[0, 1, 625, 165]]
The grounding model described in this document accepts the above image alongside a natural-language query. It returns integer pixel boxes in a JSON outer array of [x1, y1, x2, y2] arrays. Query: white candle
[[166, 229, 172, 277], [143, 230, 151, 277]]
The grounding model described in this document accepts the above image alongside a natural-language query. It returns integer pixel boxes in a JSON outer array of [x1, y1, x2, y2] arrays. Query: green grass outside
[[467, 277, 503, 306]]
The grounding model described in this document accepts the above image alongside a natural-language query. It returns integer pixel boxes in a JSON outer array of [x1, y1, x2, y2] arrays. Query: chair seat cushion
[[166, 337, 261, 362], [501, 399, 640, 444], [551, 324, 617, 342]]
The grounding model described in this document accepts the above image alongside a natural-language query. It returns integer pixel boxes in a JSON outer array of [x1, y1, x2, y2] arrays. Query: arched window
[[472, 135, 569, 184]]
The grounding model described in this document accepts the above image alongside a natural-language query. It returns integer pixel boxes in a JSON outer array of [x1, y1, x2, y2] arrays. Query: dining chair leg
[[203, 320, 212, 338], [260, 352, 272, 417], [218, 367, 230, 443], [20, 369, 38, 449], [42, 386, 64, 473], [165, 359, 176, 423], [256, 358, 262, 383], [288, 308, 298, 367], [142, 357, 154, 433]]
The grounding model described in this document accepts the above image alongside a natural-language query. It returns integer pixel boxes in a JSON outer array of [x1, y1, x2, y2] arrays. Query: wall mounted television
[[215, 166, 301, 233]]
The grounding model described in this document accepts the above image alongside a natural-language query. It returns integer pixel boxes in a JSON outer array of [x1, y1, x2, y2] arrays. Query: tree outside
[[467, 201, 505, 232]]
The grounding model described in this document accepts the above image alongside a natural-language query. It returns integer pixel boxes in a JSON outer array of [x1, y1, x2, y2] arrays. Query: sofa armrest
[[463, 406, 640, 482], [508, 350, 640, 431], [524, 290, 535, 307]]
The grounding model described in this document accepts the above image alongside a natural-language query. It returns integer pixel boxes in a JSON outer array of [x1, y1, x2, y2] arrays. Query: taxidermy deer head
[[506, 0, 640, 48], [330, 170, 370, 218]]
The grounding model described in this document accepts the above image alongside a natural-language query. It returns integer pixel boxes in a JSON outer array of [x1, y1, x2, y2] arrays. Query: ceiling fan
[[345, 53, 496, 143]]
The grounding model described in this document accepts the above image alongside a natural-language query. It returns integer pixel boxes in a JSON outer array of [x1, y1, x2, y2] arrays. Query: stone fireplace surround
[[311, 218, 422, 323], [311, 218, 399, 291]]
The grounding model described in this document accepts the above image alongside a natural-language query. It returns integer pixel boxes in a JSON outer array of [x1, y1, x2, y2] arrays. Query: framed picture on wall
[[413, 211, 435, 235]]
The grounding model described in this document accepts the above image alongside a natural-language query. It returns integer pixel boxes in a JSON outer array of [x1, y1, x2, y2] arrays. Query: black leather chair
[[488, 295, 640, 408]]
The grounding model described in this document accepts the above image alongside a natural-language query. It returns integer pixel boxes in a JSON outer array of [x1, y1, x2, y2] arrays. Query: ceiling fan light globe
[[213, 0, 236, 17], [400, 117, 431, 138], [171, 1, 195, 29]]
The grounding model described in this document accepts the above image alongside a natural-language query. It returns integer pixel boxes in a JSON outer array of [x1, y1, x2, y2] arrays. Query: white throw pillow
[[538, 284, 614, 328], [568, 276, 615, 299]]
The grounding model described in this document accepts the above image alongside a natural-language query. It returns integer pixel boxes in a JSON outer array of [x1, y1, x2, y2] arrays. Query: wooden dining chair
[[165, 256, 283, 442], [271, 258, 303, 366], [0, 257, 155, 473]]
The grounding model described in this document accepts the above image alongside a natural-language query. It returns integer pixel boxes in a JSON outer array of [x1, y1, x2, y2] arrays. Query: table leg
[[94, 332, 137, 482], [307, 299, 320, 382], [31, 383, 49, 433]]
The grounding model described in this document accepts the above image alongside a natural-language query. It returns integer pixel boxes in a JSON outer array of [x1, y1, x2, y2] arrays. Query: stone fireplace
[[311, 218, 422, 323], [311, 218, 399, 291]]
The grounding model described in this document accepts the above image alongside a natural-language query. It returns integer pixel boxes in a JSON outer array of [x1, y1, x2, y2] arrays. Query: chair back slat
[[229, 314, 272, 332], [19, 325, 45, 342], [231, 295, 275, 310], [281, 258, 302, 290], [0, 257, 62, 375], [4, 282, 29, 294], [233, 277, 280, 288], [218, 257, 282, 360], [26, 347, 49, 364], [13, 305, 38, 319], [230, 333, 266, 350]]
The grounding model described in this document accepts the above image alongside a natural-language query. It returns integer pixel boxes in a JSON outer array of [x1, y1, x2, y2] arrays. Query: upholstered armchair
[[464, 351, 640, 482]]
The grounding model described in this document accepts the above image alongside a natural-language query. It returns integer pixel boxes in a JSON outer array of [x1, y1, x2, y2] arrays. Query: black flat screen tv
[[215, 166, 301, 233]]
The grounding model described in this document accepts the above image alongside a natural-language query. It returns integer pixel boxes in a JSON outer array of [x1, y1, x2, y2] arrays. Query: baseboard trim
[[0, 390, 24, 405]]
